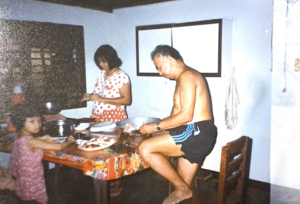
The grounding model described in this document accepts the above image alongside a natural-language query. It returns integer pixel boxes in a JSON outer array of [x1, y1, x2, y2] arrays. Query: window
[[0, 19, 86, 116], [136, 19, 232, 77]]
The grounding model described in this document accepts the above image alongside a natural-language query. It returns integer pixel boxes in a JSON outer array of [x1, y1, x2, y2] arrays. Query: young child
[[8, 103, 75, 204]]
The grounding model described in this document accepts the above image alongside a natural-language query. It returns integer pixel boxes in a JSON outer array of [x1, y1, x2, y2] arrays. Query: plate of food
[[76, 136, 116, 151]]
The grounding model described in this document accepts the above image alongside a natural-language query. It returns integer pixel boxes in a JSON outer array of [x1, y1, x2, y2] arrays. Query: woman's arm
[[28, 136, 75, 151], [89, 82, 132, 106]]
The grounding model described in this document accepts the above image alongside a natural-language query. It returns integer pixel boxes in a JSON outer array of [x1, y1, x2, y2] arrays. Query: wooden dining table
[[0, 127, 162, 204], [42, 128, 156, 204]]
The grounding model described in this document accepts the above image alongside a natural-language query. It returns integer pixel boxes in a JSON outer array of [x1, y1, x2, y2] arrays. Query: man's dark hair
[[94, 45, 122, 70], [10, 103, 41, 132], [150, 45, 184, 62]]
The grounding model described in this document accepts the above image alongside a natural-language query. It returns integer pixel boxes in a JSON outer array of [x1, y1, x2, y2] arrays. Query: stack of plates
[[90, 121, 116, 132], [74, 123, 90, 131]]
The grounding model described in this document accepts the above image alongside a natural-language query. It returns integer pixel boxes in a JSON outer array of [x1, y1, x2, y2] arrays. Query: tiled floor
[[0, 168, 270, 204]]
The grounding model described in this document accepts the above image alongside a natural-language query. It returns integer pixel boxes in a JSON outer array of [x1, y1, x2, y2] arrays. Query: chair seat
[[177, 136, 252, 204], [169, 136, 252, 204]]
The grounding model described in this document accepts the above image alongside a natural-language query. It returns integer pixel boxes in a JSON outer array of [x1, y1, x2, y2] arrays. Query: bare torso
[[171, 67, 212, 123]]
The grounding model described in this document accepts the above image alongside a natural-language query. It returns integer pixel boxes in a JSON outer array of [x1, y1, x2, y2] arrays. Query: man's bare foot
[[162, 188, 192, 204]]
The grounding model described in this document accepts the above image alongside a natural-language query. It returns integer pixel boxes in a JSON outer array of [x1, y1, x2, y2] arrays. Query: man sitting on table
[[139, 45, 218, 204]]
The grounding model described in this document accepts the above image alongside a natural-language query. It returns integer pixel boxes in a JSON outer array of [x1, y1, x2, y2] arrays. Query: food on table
[[77, 136, 116, 151], [123, 123, 137, 133]]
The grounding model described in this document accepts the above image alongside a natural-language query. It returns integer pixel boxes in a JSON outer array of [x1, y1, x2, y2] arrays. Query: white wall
[[0, 0, 273, 184], [271, 0, 300, 193], [112, 0, 273, 183]]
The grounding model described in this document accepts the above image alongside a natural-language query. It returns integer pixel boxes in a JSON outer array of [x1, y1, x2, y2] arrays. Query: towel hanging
[[225, 67, 240, 130]]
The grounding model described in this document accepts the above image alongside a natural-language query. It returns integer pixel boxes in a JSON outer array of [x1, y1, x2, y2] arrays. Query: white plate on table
[[90, 121, 116, 132]]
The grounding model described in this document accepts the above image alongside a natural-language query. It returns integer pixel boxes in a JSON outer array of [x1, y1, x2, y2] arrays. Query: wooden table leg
[[42, 161, 49, 178], [53, 164, 60, 188], [93, 178, 108, 204]]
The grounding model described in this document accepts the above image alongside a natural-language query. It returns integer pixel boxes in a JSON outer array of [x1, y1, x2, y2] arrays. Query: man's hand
[[139, 123, 157, 135]]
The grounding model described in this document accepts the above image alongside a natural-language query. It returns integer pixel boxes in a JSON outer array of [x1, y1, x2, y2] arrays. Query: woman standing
[[82, 45, 132, 122], [82, 45, 131, 196]]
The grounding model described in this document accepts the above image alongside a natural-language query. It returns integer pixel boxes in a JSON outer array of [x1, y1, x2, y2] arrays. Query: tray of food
[[76, 136, 116, 151]]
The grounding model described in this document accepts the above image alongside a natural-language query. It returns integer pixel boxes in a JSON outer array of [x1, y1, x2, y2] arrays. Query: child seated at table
[[8, 103, 75, 204]]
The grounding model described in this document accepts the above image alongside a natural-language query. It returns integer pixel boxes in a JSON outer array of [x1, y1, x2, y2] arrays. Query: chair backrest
[[217, 136, 252, 204]]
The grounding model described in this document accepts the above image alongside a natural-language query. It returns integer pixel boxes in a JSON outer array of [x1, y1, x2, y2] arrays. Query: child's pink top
[[9, 136, 48, 204]]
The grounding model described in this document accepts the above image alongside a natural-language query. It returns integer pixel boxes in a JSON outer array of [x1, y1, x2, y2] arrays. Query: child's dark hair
[[10, 103, 41, 132]]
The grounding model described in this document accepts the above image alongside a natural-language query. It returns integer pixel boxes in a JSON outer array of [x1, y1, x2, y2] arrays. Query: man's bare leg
[[163, 156, 199, 204], [138, 134, 195, 204], [177, 157, 199, 187]]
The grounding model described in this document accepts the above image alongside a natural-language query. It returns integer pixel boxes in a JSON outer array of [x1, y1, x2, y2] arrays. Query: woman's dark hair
[[10, 103, 41, 132], [94, 45, 122, 70], [150, 45, 183, 62]]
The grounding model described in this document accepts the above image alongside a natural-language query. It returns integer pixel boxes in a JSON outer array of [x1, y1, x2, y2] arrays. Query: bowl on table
[[116, 117, 161, 133], [44, 120, 75, 137]]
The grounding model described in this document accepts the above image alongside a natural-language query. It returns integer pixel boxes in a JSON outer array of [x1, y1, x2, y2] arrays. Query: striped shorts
[[168, 120, 217, 165]]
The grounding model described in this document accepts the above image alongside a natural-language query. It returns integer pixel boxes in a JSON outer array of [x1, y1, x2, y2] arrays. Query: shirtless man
[[139, 45, 218, 204]]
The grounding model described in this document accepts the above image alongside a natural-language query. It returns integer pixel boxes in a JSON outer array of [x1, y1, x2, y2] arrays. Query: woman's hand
[[89, 94, 103, 102], [82, 93, 90, 101], [82, 93, 103, 102]]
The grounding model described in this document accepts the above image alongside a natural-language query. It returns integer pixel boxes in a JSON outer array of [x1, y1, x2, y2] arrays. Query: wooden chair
[[179, 136, 253, 204]]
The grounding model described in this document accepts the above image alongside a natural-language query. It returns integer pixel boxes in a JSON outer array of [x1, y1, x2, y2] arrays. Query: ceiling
[[34, 0, 175, 13]]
